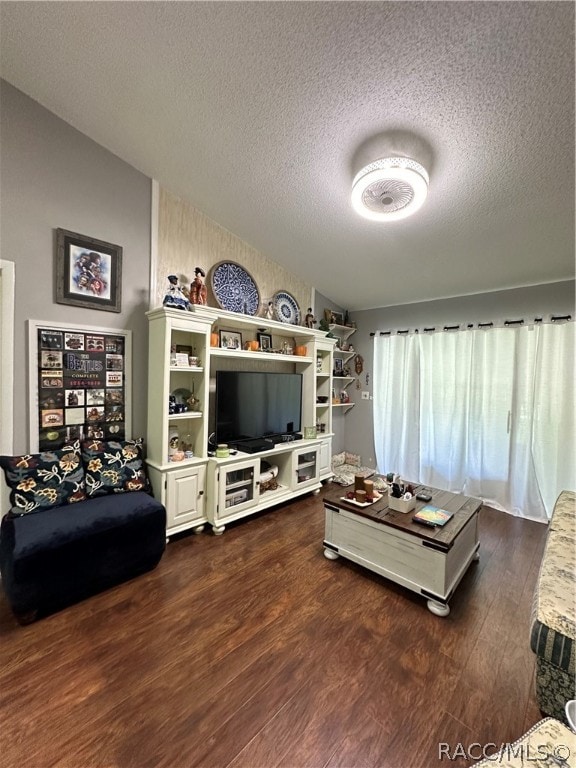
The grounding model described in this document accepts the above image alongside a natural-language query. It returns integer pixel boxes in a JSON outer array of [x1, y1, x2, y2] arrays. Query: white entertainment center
[[146, 306, 356, 537]]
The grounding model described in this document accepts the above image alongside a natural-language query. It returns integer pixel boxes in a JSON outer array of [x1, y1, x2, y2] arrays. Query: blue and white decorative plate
[[210, 262, 260, 315], [273, 291, 301, 325]]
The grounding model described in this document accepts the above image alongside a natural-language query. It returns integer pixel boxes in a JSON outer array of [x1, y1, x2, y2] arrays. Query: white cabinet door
[[318, 438, 332, 479], [166, 464, 207, 533], [216, 458, 260, 520], [292, 447, 320, 490]]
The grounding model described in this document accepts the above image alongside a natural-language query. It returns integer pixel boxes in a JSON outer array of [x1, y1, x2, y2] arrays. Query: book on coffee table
[[413, 504, 454, 527]]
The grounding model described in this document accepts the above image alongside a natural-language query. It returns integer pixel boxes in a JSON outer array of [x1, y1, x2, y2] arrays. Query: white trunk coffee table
[[323, 484, 482, 616]]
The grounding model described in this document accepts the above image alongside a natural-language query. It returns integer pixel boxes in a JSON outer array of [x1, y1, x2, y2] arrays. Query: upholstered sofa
[[474, 716, 575, 767], [0, 438, 166, 623], [530, 490, 575, 723]]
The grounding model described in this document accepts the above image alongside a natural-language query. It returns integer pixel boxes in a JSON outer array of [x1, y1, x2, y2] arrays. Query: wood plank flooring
[[0, 488, 548, 768]]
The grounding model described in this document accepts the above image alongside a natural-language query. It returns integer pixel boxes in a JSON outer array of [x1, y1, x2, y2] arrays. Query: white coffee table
[[323, 485, 482, 616]]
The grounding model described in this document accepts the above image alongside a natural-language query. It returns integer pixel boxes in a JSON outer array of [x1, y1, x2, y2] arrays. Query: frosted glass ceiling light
[[351, 157, 429, 221]]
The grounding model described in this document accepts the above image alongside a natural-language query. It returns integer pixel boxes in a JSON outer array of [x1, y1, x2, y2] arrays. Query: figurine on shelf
[[189, 267, 208, 305], [187, 384, 200, 412], [163, 275, 190, 311], [263, 300, 274, 320], [305, 308, 316, 328]]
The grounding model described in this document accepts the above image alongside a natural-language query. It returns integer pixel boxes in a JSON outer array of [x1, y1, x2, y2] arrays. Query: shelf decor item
[[331, 311, 344, 326], [273, 291, 301, 325], [168, 426, 179, 459], [56, 228, 122, 313], [219, 330, 242, 350], [210, 261, 260, 315], [257, 333, 272, 350]]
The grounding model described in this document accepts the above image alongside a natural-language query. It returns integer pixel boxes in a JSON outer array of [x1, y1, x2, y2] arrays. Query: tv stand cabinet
[[146, 306, 336, 537], [207, 441, 321, 533]]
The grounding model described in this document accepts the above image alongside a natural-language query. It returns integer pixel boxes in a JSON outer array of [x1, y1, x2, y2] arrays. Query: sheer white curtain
[[373, 322, 575, 521]]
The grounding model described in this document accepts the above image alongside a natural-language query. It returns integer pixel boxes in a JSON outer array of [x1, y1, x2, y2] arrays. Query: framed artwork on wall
[[56, 228, 122, 312], [28, 320, 132, 451]]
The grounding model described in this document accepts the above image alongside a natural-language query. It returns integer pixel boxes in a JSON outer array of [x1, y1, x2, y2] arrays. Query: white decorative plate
[[210, 262, 260, 315], [273, 290, 301, 325]]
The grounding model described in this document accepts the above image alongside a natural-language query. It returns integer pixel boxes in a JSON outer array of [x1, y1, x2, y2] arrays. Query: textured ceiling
[[1, 1, 574, 311]]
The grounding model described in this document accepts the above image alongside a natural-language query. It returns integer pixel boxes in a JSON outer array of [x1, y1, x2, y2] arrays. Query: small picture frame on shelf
[[174, 353, 190, 367], [333, 357, 344, 376], [257, 332, 272, 351], [219, 330, 242, 350], [331, 311, 344, 326]]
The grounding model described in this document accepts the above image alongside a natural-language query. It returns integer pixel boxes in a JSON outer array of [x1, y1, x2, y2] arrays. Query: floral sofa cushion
[[81, 438, 152, 497], [0, 441, 86, 515], [529, 490, 576, 721], [474, 717, 576, 767], [530, 490, 576, 660]]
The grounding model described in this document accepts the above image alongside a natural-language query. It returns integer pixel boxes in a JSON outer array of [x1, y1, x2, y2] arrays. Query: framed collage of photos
[[29, 320, 132, 451]]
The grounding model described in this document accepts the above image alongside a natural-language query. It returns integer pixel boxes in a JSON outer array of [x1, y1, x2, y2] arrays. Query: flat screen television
[[215, 370, 302, 445]]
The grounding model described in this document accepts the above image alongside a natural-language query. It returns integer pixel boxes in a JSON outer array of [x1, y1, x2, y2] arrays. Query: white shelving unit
[[146, 306, 337, 537], [146, 308, 213, 536], [329, 323, 357, 414]]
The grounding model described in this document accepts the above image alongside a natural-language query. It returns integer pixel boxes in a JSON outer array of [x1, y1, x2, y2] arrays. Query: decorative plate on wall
[[210, 261, 260, 315], [273, 290, 301, 325]]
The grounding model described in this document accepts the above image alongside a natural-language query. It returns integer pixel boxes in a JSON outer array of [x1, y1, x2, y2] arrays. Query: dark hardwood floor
[[0, 487, 548, 768]]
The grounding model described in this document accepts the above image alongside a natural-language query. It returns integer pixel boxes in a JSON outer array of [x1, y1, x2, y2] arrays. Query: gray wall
[[0, 80, 152, 453], [345, 280, 575, 469]]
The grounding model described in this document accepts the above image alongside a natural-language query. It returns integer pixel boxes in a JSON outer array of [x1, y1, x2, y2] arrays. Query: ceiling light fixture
[[351, 157, 429, 221]]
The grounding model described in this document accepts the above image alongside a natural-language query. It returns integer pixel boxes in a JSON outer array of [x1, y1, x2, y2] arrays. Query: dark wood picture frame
[[219, 329, 243, 350], [331, 311, 344, 327], [257, 333, 272, 350], [324, 308, 343, 326], [56, 228, 122, 312]]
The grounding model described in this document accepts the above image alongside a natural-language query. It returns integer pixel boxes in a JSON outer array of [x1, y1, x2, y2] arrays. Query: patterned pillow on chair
[[0, 440, 86, 515], [81, 438, 152, 497], [331, 452, 346, 468], [344, 452, 361, 467]]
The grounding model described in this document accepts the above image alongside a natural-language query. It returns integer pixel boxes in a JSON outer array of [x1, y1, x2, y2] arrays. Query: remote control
[[416, 492, 432, 502]]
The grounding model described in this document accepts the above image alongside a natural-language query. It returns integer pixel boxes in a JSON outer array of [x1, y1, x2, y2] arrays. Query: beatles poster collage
[[37, 327, 127, 450]]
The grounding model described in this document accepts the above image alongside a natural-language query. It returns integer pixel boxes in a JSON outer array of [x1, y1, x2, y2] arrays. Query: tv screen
[[215, 371, 302, 444]]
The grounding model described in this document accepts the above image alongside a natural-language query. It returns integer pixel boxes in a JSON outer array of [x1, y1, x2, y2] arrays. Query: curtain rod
[[368, 314, 572, 337]]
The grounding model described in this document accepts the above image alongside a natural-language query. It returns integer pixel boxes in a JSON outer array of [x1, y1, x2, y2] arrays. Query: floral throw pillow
[[81, 439, 152, 497], [0, 440, 86, 515]]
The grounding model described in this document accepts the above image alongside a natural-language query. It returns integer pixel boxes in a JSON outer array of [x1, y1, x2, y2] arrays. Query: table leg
[[427, 599, 450, 617]]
